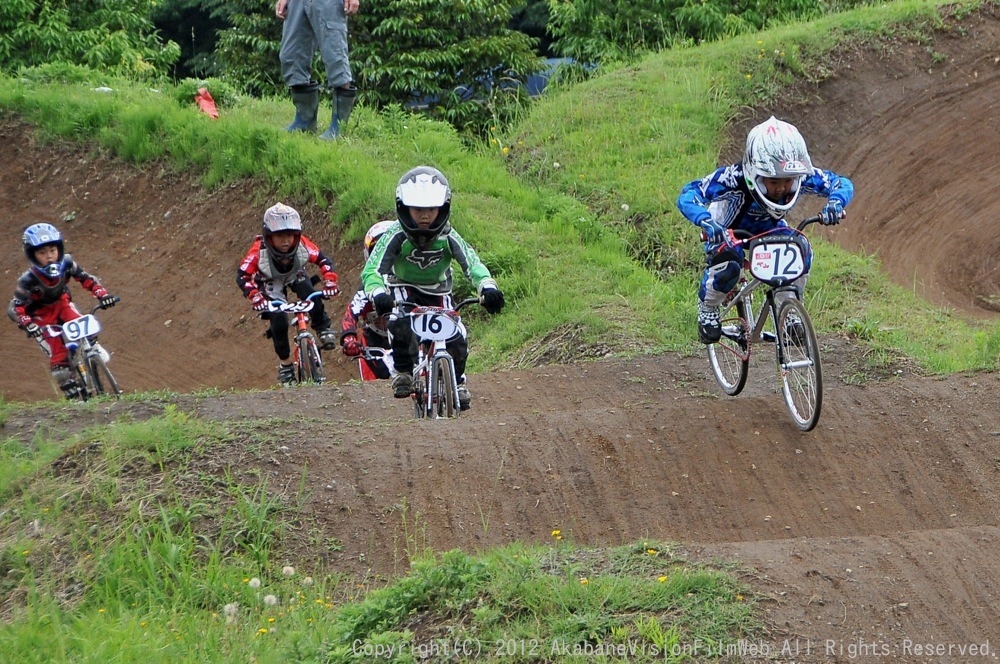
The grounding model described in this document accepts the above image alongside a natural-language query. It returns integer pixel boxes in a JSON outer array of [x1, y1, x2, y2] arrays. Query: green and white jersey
[[361, 221, 497, 297]]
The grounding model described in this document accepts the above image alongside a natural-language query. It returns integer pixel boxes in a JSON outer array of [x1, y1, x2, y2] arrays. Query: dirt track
[[2, 6, 1000, 662]]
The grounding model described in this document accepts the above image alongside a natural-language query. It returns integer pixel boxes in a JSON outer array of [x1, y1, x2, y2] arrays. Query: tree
[[0, 0, 179, 77], [211, 0, 284, 97], [151, 0, 230, 79], [352, 0, 543, 134]]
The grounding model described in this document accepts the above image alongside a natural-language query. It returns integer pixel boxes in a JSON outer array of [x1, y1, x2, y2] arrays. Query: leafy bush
[[15, 63, 105, 86], [546, 0, 876, 64], [212, 0, 285, 97], [0, 0, 180, 78], [351, 0, 544, 135]]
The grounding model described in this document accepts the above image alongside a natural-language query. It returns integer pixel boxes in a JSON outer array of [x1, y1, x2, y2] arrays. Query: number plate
[[410, 310, 459, 341], [749, 241, 806, 284], [62, 314, 100, 342], [270, 300, 314, 313]]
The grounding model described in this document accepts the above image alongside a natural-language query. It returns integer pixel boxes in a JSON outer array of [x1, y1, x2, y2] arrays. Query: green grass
[[0, 409, 753, 663]]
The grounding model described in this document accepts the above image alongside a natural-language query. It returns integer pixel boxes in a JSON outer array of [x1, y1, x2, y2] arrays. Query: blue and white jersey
[[676, 163, 854, 237]]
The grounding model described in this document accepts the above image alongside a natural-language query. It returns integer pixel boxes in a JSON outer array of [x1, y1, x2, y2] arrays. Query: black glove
[[25, 322, 42, 338], [373, 293, 394, 317], [100, 294, 118, 308], [481, 288, 505, 314]]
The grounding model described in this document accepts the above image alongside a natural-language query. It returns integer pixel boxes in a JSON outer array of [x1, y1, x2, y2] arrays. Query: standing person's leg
[[311, 0, 356, 139], [280, 0, 321, 132]]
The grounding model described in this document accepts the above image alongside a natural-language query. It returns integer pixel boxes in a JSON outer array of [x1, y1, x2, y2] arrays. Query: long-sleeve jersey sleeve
[[361, 223, 497, 298], [677, 163, 854, 235], [7, 256, 106, 321]]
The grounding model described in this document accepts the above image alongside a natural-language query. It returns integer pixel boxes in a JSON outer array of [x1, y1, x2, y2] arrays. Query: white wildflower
[[281, 566, 295, 578], [264, 595, 278, 606], [248, 577, 261, 589]]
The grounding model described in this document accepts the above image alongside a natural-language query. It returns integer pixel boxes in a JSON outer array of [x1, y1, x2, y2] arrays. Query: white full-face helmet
[[262, 202, 302, 260], [395, 166, 451, 247], [742, 116, 813, 219]]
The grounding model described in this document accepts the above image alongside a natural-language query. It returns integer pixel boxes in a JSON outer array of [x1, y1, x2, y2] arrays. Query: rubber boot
[[319, 85, 357, 140], [285, 83, 320, 133]]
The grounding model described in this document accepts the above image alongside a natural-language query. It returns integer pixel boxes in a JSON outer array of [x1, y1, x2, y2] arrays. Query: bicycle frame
[[40, 299, 122, 401], [708, 216, 824, 431], [267, 291, 327, 384], [392, 298, 479, 419]]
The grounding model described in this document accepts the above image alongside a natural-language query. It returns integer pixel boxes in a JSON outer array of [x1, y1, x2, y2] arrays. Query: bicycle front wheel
[[431, 356, 456, 418], [776, 299, 822, 431], [88, 352, 122, 398], [708, 298, 750, 396], [301, 336, 326, 384], [74, 354, 95, 401]]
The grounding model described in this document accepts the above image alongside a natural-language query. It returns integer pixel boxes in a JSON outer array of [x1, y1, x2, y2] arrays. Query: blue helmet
[[23, 222, 66, 280]]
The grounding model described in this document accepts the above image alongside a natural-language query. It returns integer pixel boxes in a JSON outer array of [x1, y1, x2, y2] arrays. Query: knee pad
[[707, 258, 741, 294]]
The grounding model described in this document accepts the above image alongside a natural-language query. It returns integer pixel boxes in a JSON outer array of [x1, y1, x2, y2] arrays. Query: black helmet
[[262, 203, 302, 261], [23, 222, 66, 280], [395, 166, 451, 247]]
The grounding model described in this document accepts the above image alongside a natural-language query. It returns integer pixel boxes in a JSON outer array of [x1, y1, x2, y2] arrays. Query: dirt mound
[[5, 346, 999, 657], [0, 131, 364, 401], [789, 3, 1000, 314], [3, 6, 1000, 659]]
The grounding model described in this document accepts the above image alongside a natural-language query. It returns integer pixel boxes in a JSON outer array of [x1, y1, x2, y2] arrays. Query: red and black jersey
[[6, 255, 105, 322], [236, 234, 336, 299]]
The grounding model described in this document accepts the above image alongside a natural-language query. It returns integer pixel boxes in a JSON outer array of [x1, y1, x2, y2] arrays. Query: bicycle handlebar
[[726, 215, 824, 244], [91, 296, 121, 314], [393, 297, 480, 313]]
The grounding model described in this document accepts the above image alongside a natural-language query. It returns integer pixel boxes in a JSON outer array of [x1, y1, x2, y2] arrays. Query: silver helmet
[[742, 116, 813, 219], [262, 202, 302, 260]]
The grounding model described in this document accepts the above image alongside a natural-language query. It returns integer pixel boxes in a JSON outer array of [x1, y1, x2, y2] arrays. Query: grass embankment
[[2, 0, 998, 376], [510, 0, 1000, 373], [0, 410, 754, 662]]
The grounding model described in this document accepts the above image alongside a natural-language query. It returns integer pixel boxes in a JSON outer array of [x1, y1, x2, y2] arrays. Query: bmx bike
[[392, 298, 479, 419], [40, 297, 122, 401], [354, 344, 394, 381], [706, 216, 824, 431], [266, 291, 327, 385]]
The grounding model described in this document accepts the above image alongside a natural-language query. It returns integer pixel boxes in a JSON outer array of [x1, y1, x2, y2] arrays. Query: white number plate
[[749, 241, 806, 283], [62, 314, 101, 342], [410, 311, 459, 341], [269, 300, 314, 313]]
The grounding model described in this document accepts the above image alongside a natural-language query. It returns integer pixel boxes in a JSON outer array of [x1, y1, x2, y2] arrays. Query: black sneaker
[[697, 302, 721, 344], [318, 329, 337, 351], [277, 364, 296, 386], [457, 384, 472, 411], [391, 373, 412, 398], [783, 311, 807, 346]]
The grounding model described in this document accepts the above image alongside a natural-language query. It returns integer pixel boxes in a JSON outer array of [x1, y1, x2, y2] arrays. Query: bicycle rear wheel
[[88, 352, 122, 398], [413, 370, 427, 418], [707, 298, 750, 395], [776, 299, 822, 431], [431, 356, 456, 418]]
